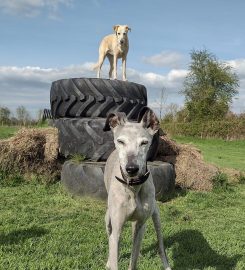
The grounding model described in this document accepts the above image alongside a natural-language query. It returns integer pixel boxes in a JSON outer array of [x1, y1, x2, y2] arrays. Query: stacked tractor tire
[[51, 78, 175, 200], [51, 78, 147, 160]]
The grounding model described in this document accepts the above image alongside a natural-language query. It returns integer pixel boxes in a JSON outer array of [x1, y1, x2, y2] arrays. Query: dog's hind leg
[[97, 50, 106, 78], [128, 221, 146, 270], [152, 206, 172, 270]]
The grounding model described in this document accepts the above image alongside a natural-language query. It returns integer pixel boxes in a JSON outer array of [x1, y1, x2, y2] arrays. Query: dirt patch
[[0, 128, 61, 182], [156, 135, 218, 191]]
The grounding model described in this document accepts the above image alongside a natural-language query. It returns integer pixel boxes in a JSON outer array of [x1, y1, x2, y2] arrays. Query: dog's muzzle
[[126, 164, 139, 176], [115, 166, 150, 186]]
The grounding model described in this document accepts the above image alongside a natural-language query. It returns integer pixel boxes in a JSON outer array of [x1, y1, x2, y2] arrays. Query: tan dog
[[94, 25, 131, 81]]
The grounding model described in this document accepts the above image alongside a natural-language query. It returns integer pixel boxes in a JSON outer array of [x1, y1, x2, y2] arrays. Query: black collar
[[115, 166, 150, 186]]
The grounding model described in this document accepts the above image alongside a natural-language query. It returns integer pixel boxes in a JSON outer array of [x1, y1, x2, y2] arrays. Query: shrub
[[161, 118, 245, 139], [69, 154, 86, 163], [212, 172, 229, 191]]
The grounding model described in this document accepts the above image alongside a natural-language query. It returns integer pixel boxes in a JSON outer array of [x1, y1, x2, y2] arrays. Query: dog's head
[[104, 108, 159, 179], [113, 25, 131, 46]]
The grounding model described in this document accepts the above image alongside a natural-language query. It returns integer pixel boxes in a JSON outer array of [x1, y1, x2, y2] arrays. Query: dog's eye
[[117, 33, 120, 35], [123, 32, 126, 35], [141, 140, 148, 146], [117, 139, 125, 145]]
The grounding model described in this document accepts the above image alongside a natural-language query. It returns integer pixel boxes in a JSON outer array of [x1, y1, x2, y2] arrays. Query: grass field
[[173, 136, 245, 172], [0, 181, 244, 270], [0, 123, 48, 139], [0, 126, 245, 269], [0, 126, 19, 139]]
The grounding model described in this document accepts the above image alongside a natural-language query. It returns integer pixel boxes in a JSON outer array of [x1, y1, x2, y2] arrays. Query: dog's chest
[[107, 44, 127, 57], [127, 192, 152, 221]]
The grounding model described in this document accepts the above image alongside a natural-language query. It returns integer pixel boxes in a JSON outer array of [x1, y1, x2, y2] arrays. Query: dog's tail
[[92, 62, 99, 71]]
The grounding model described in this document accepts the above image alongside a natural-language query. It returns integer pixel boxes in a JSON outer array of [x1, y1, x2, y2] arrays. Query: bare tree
[[155, 87, 168, 119], [163, 103, 180, 122], [16, 106, 31, 126]]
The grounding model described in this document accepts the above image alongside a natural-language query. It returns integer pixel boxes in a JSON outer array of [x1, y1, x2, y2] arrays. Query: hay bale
[[156, 136, 218, 191], [44, 131, 59, 162], [0, 127, 220, 190], [0, 127, 60, 181], [221, 168, 242, 183], [157, 135, 180, 156]]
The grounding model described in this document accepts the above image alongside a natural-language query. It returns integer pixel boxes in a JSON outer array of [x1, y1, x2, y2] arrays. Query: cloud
[[126, 68, 188, 90], [143, 51, 185, 68], [0, 63, 94, 116], [0, 0, 72, 19], [0, 64, 187, 117], [228, 59, 245, 113], [227, 59, 245, 77], [0, 61, 244, 118]]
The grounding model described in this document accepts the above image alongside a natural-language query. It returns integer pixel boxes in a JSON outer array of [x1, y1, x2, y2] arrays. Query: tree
[[182, 49, 239, 121], [0, 106, 11, 124], [36, 109, 44, 122], [162, 103, 180, 122], [16, 106, 31, 125]]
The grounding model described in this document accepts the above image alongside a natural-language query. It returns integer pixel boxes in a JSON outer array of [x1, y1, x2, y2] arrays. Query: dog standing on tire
[[103, 108, 172, 270], [94, 25, 130, 81]]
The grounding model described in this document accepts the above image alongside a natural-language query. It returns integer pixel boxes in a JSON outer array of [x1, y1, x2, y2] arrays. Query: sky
[[0, 0, 245, 118]]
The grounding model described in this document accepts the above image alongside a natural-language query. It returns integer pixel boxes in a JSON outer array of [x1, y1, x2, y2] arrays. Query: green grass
[[0, 126, 19, 139], [173, 136, 245, 172], [0, 180, 244, 270], [0, 122, 49, 140], [1, 127, 244, 269]]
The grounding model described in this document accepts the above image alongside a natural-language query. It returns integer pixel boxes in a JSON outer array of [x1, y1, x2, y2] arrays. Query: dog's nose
[[126, 165, 139, 175], [120, 40, 124, 44]]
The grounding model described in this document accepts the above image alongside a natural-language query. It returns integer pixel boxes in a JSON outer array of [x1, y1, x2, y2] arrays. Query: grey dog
[[103, 108, 171, 270]]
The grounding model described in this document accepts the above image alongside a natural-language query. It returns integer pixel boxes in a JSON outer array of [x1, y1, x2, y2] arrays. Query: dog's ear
[[139, 107, 159, 135], [137, 106, 149, 123], [126, 25, 131, 32], [103, 112, 127, 131], [113, 25, 120, 33]]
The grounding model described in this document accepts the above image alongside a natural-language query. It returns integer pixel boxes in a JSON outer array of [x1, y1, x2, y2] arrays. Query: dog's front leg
[[113, 54, 118, 80], [106, 209, 125, 270], [128, 221, 146, 270], [122, 56, 127, 81]]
